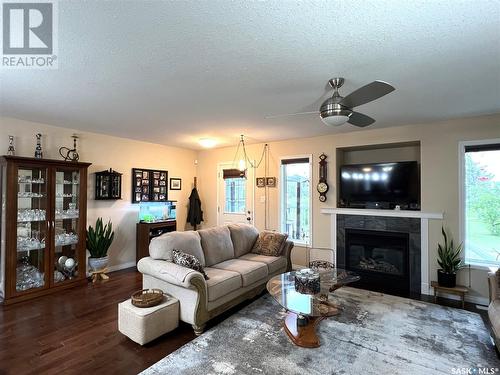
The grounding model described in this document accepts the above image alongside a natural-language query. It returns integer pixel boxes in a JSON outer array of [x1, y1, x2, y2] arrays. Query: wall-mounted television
[[339, 161, 420, 209]]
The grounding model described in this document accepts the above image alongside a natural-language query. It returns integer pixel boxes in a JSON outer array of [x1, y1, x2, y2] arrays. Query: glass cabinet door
[[16, 166, 48, 292], [53, 168, 81, 284]]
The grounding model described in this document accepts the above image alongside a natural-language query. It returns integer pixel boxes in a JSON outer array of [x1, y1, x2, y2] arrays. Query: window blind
[[281, 157, 310, 165]]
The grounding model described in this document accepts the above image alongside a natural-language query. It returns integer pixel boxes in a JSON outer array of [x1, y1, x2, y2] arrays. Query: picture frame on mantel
[[170, 178, 182, 190], [132, 168, 168, 203]]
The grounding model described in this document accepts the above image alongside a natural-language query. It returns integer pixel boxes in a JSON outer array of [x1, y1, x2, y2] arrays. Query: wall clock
[[317, 153, 329, 202]]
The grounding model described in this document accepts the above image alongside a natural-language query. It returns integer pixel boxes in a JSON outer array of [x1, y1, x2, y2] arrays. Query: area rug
[[141, 288, 499, 375]]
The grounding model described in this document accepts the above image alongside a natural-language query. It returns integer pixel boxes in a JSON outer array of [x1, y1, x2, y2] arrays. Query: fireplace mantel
[[321, 207, 444, 295], [320, 208, 443, 220]]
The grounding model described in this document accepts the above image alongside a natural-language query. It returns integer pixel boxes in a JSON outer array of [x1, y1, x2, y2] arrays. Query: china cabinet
[[0, 156, 91, 304]]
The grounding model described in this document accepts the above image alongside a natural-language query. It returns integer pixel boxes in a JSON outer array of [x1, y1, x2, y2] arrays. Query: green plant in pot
[[87, 218, 114, 272], [437, 227, 464, 287]]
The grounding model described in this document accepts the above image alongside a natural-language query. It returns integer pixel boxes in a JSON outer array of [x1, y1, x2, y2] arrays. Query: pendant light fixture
[[232, 135, 268, 178]]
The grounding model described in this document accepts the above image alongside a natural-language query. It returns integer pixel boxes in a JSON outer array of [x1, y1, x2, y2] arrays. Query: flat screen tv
[[339, 161, 420, 209]]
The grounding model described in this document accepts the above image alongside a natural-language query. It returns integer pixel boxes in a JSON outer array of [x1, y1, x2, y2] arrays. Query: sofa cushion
[[204, 268, 242, 302], [150, 231, 205, 266], [172, 249, 209, 280], [198, 226, 235, 266], [251, 230, 288, 257], [228, 224, 259, 257], [212, 259, 268, 287], [238, 253, 287, 274]]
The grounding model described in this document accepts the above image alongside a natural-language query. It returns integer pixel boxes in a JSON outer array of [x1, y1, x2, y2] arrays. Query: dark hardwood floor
[[0, 268, 195, 375], [0, 268, 493, 375]]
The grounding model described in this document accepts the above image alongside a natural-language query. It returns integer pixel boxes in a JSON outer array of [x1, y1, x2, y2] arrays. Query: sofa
[[137, 224, 293, 335], [488, 271, 500, 348]]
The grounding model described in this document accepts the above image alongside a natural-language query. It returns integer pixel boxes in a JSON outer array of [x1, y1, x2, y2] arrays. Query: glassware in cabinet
[[15, 166, 48, 292], [53, 168, 81, 284]]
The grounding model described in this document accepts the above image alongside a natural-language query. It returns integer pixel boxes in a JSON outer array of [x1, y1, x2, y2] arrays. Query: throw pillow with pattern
[[172, 249, 209, 280], [251, 230, 288, 257]]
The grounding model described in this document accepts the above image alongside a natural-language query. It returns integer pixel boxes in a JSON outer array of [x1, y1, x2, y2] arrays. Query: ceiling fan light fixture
[[320, 109, 352, 127]]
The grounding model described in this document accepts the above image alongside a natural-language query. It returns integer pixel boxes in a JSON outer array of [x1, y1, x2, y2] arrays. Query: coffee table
[[266, 269, 360, 348]]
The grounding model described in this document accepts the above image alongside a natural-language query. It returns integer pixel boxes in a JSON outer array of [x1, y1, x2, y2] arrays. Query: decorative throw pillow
[[172, 249, 209, 280], [251, 231, 288, 257]]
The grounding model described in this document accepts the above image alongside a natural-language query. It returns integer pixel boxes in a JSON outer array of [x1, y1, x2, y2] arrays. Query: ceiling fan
[[266, 78, 395, 127]]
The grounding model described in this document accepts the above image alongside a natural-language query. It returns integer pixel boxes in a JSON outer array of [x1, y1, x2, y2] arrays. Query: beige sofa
[[137, 224, 293, 335], [488, 271, 500, 348]]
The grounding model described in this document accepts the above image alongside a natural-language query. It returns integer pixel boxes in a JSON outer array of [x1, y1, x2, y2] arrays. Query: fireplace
[[336, 214, 421, 296], [345, 229, 410, 295]]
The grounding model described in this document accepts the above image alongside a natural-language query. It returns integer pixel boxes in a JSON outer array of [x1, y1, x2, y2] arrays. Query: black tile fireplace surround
[[337, 214, 421, 296]]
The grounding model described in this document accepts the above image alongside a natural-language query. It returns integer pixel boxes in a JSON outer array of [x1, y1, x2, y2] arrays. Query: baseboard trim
[[86, 261, 136, 276], [432, 289, 489, 306], [108, 261, 137, 273]]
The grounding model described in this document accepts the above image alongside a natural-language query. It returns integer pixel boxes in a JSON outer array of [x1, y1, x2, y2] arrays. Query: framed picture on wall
[[266, 177, 276, 187], [170, 178, 182, 190], [132, 168, 168, 203], [256, 177, 265, 188]]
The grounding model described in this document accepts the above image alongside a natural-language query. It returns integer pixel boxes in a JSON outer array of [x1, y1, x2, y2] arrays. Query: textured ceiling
[[1, 0, 500, 149]]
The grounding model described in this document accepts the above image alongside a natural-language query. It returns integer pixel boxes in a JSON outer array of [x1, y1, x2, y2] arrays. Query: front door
[[217, 162, 254, 226]]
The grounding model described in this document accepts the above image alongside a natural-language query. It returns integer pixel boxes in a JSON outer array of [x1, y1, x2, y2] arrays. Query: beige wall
[[0, 117, 197, 269], [197, 113, 500, 302], [1, 113, 499, 302]]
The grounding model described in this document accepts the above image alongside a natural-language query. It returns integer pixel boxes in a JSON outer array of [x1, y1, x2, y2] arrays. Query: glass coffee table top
[[266, 269, 360, 318]]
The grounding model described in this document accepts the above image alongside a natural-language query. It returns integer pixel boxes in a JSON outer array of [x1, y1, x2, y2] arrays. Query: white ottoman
[[118, 296, 179, 345]]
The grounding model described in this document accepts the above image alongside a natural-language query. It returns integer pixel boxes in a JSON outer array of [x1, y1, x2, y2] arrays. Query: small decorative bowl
[[131, 289, 165, 308], [294, 268, 320, 295]]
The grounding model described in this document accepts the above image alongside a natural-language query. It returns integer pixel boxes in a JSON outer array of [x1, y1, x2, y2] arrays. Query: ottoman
[[118, 296, 179, 345]]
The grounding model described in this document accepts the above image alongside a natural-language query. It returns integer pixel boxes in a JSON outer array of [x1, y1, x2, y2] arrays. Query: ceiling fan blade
[[265, 111, 318, 119], [340, 81, 395, 108], [348, 111, 375, 127]]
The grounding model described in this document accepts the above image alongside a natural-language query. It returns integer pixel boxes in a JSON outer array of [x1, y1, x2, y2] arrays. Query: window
[[223, 169, 246, 213], [462, 142, 500, 267], [280, 157, 311, 245]]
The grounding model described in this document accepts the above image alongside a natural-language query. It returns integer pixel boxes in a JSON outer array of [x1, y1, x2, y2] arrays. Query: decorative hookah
[[59, 135, 80, 162], [7, 135, 15, 156], [34, 133, 43, 159]]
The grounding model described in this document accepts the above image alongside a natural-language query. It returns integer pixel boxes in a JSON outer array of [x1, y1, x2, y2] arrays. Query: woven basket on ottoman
[[118, 295, 179, 345]]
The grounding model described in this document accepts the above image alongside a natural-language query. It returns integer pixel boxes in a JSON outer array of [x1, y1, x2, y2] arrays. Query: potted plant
[[437, 226, 464, 287], [87, 218, 114, 271]]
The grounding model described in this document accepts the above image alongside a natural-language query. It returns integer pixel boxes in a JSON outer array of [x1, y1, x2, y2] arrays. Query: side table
[[431, 281, 469, 308]]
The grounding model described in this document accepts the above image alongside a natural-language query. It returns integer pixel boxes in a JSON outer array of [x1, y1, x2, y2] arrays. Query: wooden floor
[[0, 268, 195, 375], [0, 268, 493, 375]]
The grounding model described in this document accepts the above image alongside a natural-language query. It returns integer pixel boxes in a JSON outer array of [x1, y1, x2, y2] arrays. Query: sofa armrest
[[282, 240, 294, 272], [137, 257, 206, 288], [489, 271, 498, 303]]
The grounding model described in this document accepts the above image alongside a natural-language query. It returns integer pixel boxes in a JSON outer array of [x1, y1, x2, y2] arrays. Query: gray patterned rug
[[141, 288, 499, 375]]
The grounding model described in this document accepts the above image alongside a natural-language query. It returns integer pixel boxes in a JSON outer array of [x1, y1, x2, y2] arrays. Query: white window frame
[[279, 154, 313, 246], [458, 138, 500, 270]]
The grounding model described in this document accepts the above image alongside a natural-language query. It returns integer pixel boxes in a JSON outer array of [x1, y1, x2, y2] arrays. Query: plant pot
[[88, 256, 108, 272], [437, 269, 456, 288]]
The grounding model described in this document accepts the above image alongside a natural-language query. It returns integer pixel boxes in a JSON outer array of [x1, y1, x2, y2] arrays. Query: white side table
[[118, 295, 179, 345]]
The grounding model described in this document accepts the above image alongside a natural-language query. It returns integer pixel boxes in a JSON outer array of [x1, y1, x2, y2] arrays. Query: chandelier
[[232, 135, 269, 177]]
